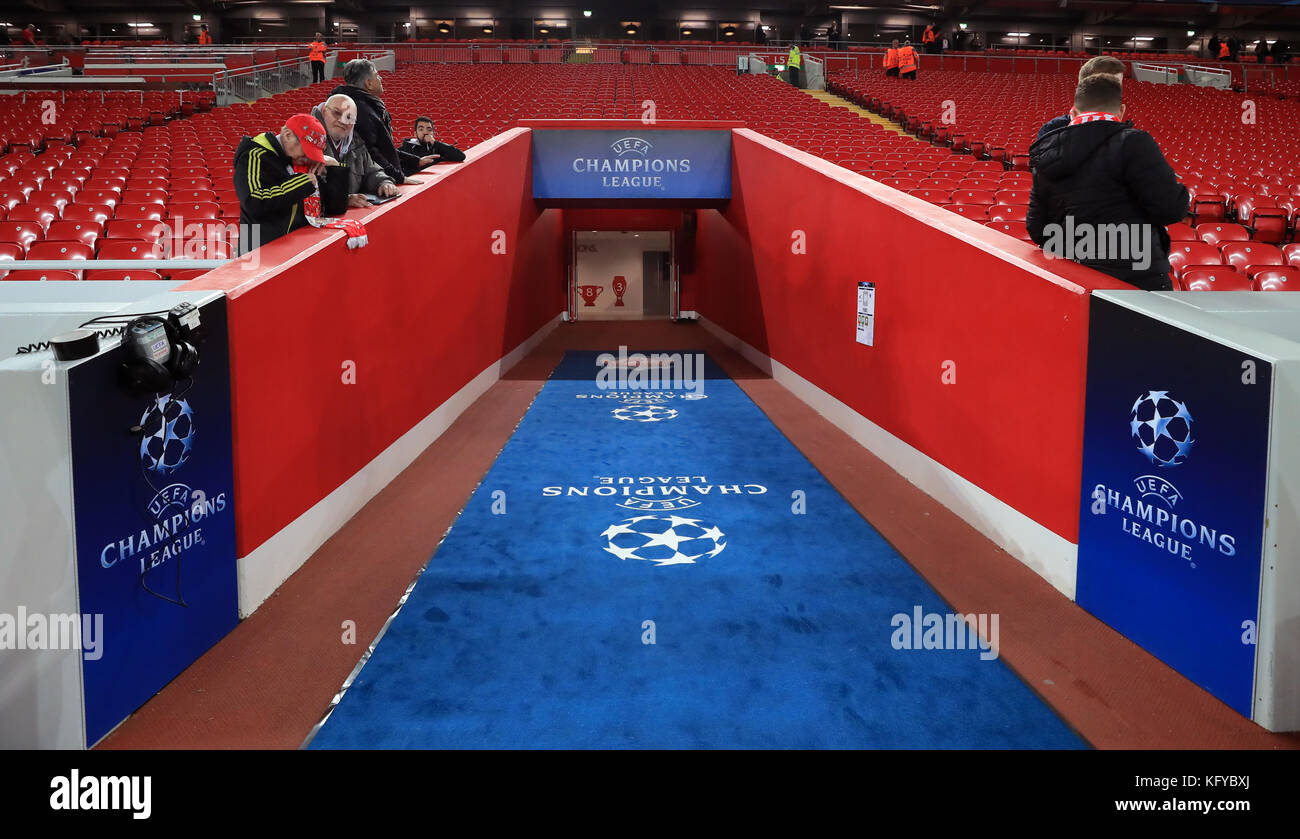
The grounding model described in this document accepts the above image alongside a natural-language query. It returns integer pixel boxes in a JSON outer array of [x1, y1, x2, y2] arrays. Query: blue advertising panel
[[1076, 297, 1269, 717], [68, 296, 238, 745], [532, 129, 732, 200]]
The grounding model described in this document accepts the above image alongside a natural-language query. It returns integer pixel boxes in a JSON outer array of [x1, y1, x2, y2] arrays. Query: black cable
[[133, 382, 196, 609], [15, 324, 128, 355]]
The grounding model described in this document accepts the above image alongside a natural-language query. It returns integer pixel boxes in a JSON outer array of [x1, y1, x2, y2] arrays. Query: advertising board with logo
[[1076, 297, 1271, 717], [67, 296, 238, 745], [532, 129, 732, 201]]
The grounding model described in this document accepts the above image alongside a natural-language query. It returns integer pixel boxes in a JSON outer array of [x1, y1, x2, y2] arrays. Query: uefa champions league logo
[[612, 405, 678, 422], [601, 515, 727, 566], [1130, 390, 1194, 467], [139, 395, 195, 474]]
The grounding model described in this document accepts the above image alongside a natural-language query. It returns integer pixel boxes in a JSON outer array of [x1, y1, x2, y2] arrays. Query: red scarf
[[1069, 111, 1120, 126], [290, 162, 369, 249]]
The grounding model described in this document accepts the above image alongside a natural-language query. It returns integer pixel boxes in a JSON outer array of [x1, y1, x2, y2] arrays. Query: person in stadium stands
[[1036, 55, 1125, 140], [970, 33, 983, 51], [313, 94, 400, 208], [1274, 40, 1290, 63], [1218, 39, 1230, 60], [330, 58, 417, 186], [884, 40, 900, 77], [400, 116, 465, 175], [787, 43, 802, 88], [1228, 37, 1240, 61], [309, 32, 327, 84], [199, 25, 212, 46], [922, 24, 937, 54], [828, 22, 840, 51], [800, 24, 810, 47], [1255, 38, 1269, 64], [22, 25, 36, 46], [233, 114, 346, 249], [898, 40, 918, 79], [1208, 35, 1221, 59], [754, 25, 767, 46], [1026, 75, 1189, 291]]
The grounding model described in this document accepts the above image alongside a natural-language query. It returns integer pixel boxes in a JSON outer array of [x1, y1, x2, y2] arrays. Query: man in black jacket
[[330, 59, 423, 186], [1036, 55, 1125, 141], [1027, 75, 1189, 291], [399, 116, 466, 176], [233, 114, 347, 250]]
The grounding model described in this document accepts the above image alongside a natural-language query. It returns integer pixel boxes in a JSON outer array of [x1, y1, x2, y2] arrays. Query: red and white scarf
[[290, 162, 369, 249], [1069, 111, 1120, 126]]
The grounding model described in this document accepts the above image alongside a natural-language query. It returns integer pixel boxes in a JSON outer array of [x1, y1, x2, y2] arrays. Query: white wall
[[574, 230, 670, 319]]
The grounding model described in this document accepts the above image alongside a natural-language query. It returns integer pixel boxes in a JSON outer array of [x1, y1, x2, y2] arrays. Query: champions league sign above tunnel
[[1076, 296, 1272, 719], [531, 129, 732, 202]]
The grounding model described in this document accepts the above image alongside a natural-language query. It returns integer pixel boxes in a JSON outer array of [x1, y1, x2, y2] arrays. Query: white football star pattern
[[611, 405, 678, 422], [601, 515, 727, 566]]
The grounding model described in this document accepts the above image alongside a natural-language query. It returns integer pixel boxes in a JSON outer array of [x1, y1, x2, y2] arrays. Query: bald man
[[313, 93, 402, 209]]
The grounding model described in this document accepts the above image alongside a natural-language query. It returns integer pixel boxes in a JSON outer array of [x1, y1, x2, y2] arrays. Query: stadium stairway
[[803, 89, 913, 138]]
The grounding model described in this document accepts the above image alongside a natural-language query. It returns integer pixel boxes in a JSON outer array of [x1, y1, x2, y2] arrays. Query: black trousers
[[311, 60, 325, 83], [902, 70, 917, 80], [885, 67, 899, 77], [788, 66, 801, 88]]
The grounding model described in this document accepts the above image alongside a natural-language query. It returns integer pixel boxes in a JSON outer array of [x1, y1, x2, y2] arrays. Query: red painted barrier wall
[[186, 128, 564, 556], [696, 129, 1132, 542]]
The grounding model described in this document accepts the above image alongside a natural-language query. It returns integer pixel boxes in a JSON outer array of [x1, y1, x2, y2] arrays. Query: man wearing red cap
[[233, 114, 347, 248]]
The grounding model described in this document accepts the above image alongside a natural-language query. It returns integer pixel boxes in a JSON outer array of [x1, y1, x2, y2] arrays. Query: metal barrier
[[213, 55, 312, 104]]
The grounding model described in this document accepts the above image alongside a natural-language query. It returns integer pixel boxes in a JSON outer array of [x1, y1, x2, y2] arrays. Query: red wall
[[186, 129, 564, 555], [696, 129, 1133, 543], [561, 208, 704, 312]]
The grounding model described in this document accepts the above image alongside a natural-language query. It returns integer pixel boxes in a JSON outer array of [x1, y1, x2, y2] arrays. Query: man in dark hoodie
[[1027, 75, 1189, 291], [330, 59, 424, 186], [399, 116, 466, 176], [232, 114, 348, 250]]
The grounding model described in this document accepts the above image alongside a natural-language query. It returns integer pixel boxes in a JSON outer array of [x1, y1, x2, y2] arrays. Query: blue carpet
[[309, 350, 1086, 749]]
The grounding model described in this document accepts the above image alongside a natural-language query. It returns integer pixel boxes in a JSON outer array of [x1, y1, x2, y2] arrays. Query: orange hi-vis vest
[[923, 27, 935, 44], [884, 48, 899, 69], [198, 31, 211, 45], [898, 45, 918, 73], [1218, 42, 1230, 59], [309, 40, 326, 62]]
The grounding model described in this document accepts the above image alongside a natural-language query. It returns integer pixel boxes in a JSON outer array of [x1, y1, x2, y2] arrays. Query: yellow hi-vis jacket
[[787, 47, 802, 68]]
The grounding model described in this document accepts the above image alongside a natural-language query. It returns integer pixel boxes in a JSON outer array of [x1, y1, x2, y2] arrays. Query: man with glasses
[[313, 93, 400, 209]]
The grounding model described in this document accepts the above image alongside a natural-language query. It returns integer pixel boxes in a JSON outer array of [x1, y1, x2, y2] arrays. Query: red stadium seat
[[121, 189, 169, 206], [0, 221, 45, 251], [1221, 242, 1284, 274], [1195, 223, 1249, 247], [1283, 244, 1300, 268], [6, 205, 57, 230], [993, 189, 1030, 206], [3, 270, 80, 282], [26, 241, 94, 261], [62, 203, 114, 225], [985, 220, 1032, 241], [1180, 268, 1252, 292], [114, 204, 165, 223], [989, 204, 1028, 222], [1166, 223, 1197, 242], [105, 220, 166, 242], [85, 270, 165, 282], [96, 240, 162, 260], [45, 221, 102, 248], [1253, 267, 1300, 291], [0, 242, 22, 261], [1168, 242, 1224, 278], [945, 204, 989, 220]]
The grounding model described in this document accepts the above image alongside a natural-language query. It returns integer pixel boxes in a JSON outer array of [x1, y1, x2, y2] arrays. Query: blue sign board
[[68, 296, 239, 745], [532, 129, 732, 200], [1076, 296, 1269, 717]]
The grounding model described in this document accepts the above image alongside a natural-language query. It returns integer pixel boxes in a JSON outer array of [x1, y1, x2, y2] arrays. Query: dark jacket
[[1026, 119, 1189, 288], [398, 137, 465, 174], [312, 104, 393, 196], [329, 83, 419, 185], [1036, 114, 1070, 141], [232, 132, 347, 250]]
